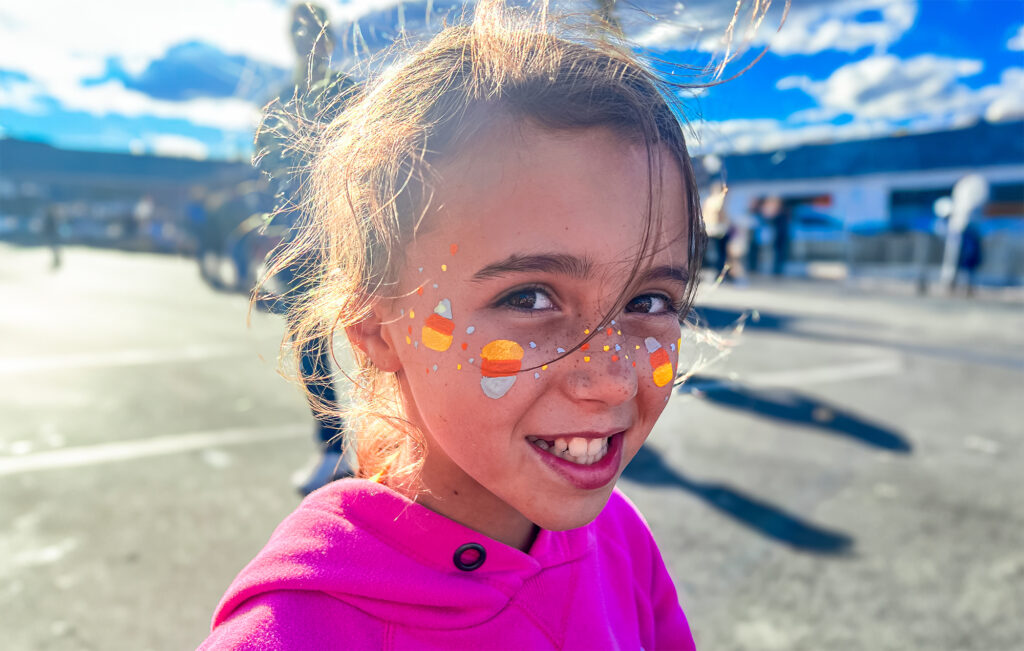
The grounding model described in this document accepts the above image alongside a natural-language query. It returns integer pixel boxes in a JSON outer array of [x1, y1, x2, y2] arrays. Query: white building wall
[[721, 164, 1024, 224]]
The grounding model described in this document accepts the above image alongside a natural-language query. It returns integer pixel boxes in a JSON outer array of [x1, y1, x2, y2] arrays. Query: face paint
[[480, 339, 524, 399], [450, 243, 459, 255], [441, 264, 447, 272], [422, 299, 455, 352], [466, 326, 475, 335], [645, 337, 674, 387]]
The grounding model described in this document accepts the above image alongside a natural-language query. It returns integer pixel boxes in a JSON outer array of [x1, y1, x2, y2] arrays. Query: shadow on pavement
[[695, 305, 1024, 371], [623, 446, 854, 554], [683, 376, 913, 452]]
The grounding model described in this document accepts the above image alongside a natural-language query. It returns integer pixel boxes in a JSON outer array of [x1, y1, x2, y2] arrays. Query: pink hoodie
[[201, 479, 695, 650]]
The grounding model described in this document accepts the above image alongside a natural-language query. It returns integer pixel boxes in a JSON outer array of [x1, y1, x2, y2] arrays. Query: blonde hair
[[264, 0, 770, 488]]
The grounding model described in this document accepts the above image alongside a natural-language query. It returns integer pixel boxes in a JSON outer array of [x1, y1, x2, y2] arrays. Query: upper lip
[[529, 430, 626, 440]]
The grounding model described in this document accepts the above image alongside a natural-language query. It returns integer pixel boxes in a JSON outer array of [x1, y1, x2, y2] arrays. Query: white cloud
[[686, 116, 893, 155], [630, 0, 916, 57], [778, 54, 983, 121], [1008, 24, 1024, 51], [144, 134, 210, 160]]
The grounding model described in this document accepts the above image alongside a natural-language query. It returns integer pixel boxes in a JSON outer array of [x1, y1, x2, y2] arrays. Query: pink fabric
[[201, 479, 695, 650]]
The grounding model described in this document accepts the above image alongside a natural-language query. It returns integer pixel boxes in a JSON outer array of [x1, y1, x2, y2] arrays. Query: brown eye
[[625, 294, 671, 314], [500, 288, 554, 311]]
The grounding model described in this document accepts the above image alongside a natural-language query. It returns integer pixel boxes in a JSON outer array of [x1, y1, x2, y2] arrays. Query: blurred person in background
[[42, 203, 63, 270], [256, 2, 359, 495], [703, 181, 734, 281]]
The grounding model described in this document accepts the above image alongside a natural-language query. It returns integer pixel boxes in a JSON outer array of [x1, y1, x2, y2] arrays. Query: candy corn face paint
[[645, 337, 674, 387], [422, 299, 455, 352], [480, 339, 524, 399]]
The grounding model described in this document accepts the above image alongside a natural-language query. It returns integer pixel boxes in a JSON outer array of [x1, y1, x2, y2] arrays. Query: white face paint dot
[[468, 358, 475, 364], [534, 372, 540, 379], [670, 343, 676, 352], [418, 267, 423, 273], [432, 283, 438, 289], [556, 347, 565, 354], [615, 344, 621, 351], [399, 308, 404, 317], [529, 341, 536, 349], [432, 364, 438, 372], [611, 320, 616, 325], [413, 341, 419, 349], [466, 326, 475, 334]]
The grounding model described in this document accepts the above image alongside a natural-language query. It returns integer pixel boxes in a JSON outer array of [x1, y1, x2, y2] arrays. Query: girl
[[202, 1, 728, 648]]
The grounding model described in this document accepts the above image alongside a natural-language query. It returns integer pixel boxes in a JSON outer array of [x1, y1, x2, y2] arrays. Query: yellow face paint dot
[[409, 310, 415, 319], [584, 328, 590, 335], [603, 345, 610, 352], [457, 364, 462, 370], [617, 330, 622, 335], [405, 336, 411, 345], [583, 356, 591, 362], [635, 344, 641, 350], [541, 365, 548, 370], [441, 264, 447, 272]]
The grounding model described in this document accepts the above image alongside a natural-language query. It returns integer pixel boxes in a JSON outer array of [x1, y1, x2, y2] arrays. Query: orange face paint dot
[[450, 243, 459, 255], [632, 361, 637, 367], [461, 342, 468, 350], [416, 286, 424, 296], [581, 343, 590, 351], [612, 355, 619, 362], [408, 325, 412, 334], [606, 327, 614, 336]]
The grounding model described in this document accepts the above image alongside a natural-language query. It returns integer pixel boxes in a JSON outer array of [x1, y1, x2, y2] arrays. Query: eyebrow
[[471, 253, 593, 282], [638, 264, 691, 288]]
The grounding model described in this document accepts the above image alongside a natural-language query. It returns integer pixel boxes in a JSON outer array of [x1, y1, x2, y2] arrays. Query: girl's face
[[375, 123, 689, 548]]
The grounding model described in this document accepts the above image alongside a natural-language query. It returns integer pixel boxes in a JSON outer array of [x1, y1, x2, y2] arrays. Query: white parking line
[[0, 424, 308, 477], [682, 357, 903, 393], [0, 346, 254, 374]]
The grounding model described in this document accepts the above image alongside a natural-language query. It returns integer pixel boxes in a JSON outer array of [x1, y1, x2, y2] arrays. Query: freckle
[[556, 347, 565, 354], [612, 355, 619, 361], [529, 341, 536, 349], [581, 343, 590, 351], [461, 342, 468, 350], [583, 356, 591, 362], [450, 243, 458, 255], [409, 310, 415, 319], [541, 365, 548, 370], [466, 326, 475, 334], [603, 345, 610, 352], [584, 328, 590, 335], [534, 372, 540, 379], [405, 336, 411, 345], [417, 286, 424, 295], [606, 327, 613, 336], [441, 264, 447, 272]]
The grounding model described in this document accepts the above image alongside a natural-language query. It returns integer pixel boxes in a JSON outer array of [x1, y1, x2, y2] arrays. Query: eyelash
[[496, 287, 681, 316]]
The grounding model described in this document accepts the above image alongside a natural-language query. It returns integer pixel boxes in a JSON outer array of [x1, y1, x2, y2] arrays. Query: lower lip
[[529, 432, 624, 491]]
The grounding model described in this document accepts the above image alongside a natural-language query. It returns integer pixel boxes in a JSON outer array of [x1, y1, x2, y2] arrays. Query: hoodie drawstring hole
[[453, 543, 486, 571]]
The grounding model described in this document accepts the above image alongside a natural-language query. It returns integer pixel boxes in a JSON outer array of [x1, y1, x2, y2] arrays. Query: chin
[[527, 488, 616, 532]]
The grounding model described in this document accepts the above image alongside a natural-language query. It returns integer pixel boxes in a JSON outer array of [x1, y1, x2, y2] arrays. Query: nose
[[561, 351, 638, 407]]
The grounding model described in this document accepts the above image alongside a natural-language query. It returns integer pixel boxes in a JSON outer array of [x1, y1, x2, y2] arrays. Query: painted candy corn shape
[[422, 299, 455, 352], [645, 337, 674, 387], [480, 339, 524, 399]]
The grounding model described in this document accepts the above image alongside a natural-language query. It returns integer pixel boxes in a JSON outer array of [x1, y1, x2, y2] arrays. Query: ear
[[345, 302, 403, 373]]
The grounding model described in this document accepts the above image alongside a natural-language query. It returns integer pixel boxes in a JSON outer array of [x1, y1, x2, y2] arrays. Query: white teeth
[[568, 437, 588, 458], [529, 435, 611, 466]]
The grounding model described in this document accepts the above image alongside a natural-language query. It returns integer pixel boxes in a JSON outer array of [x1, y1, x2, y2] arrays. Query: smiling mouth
[[526, 435, 612, 466]]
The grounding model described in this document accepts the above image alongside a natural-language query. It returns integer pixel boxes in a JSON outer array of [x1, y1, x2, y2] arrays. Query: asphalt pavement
[[1, 244, 1021, 651]]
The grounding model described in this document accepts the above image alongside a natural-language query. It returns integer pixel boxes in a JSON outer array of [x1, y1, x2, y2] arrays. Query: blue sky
[[0, 0, 1021, 160]]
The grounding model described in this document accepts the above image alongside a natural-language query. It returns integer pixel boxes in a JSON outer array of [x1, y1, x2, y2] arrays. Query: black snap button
[[453, 543, 486, 571]]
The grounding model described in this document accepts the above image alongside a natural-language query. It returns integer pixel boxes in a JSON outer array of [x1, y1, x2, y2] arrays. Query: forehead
[[411, 122, 690, 274]]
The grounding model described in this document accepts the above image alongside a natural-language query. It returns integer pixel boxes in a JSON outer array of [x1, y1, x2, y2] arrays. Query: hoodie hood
[[212, 479, 596, 630]]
